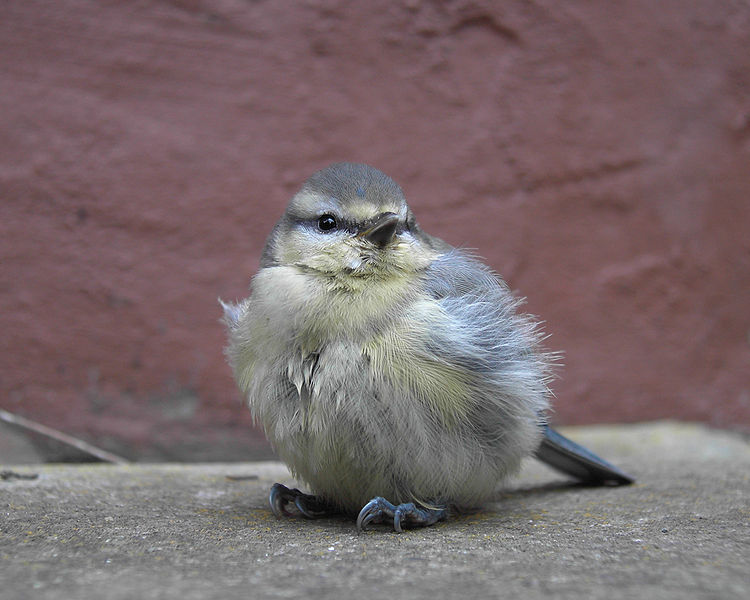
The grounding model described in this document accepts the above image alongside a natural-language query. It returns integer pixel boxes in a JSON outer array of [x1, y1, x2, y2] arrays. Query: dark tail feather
[[535, 425, 634, 485]]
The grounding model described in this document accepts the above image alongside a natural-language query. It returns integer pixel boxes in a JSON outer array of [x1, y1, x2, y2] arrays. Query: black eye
[[317, 214, 337, 231]]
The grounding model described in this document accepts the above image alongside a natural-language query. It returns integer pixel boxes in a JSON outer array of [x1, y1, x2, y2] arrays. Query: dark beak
[[360, 212, 399, 248]]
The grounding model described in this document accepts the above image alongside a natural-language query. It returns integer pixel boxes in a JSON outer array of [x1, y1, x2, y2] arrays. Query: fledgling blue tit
[[221, 163, 632, 532]]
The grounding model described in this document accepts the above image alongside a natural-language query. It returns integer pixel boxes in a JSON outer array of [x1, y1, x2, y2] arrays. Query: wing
[[423, 249, 634, 486]]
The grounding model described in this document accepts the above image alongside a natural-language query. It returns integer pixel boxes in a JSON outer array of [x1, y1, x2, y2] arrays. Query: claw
[[269, 483, 335, 519], [356, 497, 389, 531], [270, 483, 293, 517], [360, 511, 379, 530], [356, 497, 448, 533], [393, 509, 404, 533], [294, 494, 331, 519]]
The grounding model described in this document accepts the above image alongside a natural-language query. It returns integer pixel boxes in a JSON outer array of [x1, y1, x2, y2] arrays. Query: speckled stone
[[1, 423, 748, 599]]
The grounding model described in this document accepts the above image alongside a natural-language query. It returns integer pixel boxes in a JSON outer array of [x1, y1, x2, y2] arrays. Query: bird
[[221, 162, 633, 532]]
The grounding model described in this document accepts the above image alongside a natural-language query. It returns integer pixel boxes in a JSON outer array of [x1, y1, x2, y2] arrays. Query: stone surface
[[1, 1, 749, 459], [1, 423, 749, 599]]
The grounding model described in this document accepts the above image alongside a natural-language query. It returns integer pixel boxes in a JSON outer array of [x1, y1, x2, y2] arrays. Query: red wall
[[2, 1, 749, 459]]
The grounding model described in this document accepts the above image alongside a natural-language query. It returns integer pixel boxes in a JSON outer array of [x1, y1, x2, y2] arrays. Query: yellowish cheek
[[275, 230, 306, 265], [389, 239, 435, 272]]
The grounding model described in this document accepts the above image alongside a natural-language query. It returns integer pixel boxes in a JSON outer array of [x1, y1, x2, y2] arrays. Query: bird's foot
[[356, 497, 448, 533], [269, 483, 336, 519]]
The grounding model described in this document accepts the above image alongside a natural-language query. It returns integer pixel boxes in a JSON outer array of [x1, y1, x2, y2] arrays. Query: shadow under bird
[[221, 162, 633, 532]]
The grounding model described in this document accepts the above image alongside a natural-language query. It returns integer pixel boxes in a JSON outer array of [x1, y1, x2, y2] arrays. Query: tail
[[535, 425, 634, 485]]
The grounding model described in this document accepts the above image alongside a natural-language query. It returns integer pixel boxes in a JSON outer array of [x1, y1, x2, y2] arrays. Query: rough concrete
[[1, 422, 748, 600], [1, 2, 749, 460]]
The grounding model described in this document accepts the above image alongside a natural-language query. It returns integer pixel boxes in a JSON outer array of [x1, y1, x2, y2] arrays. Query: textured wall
[[2, 1, 749, 460]]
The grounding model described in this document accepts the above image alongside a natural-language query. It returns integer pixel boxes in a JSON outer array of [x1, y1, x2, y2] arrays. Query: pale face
[[270, 189, 435, 281]]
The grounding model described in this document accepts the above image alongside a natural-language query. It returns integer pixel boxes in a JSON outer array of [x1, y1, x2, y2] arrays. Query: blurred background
[[1, 0, 749, 463]]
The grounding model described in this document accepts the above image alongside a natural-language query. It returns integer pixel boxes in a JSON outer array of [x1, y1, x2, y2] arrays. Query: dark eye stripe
[[292, 213, 402, 236]]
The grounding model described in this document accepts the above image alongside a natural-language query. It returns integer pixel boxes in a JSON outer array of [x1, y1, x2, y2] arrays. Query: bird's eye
[[317, 214, 337, 232]]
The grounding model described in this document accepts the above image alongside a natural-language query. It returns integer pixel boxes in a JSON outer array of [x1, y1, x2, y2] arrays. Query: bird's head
[[261, 163, 442, 285]]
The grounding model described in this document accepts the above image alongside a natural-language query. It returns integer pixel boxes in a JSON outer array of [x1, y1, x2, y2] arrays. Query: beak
[[360, 212, 399, 248]]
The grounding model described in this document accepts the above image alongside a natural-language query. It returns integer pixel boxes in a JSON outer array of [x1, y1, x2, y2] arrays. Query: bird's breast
[[251, 264, 423, 347]]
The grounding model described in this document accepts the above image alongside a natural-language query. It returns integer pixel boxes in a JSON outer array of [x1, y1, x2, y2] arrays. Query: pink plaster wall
[[2, 1, 749, 460]]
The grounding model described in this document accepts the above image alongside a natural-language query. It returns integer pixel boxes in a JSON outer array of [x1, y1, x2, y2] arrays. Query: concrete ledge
[[2, 422, 748, 599]]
